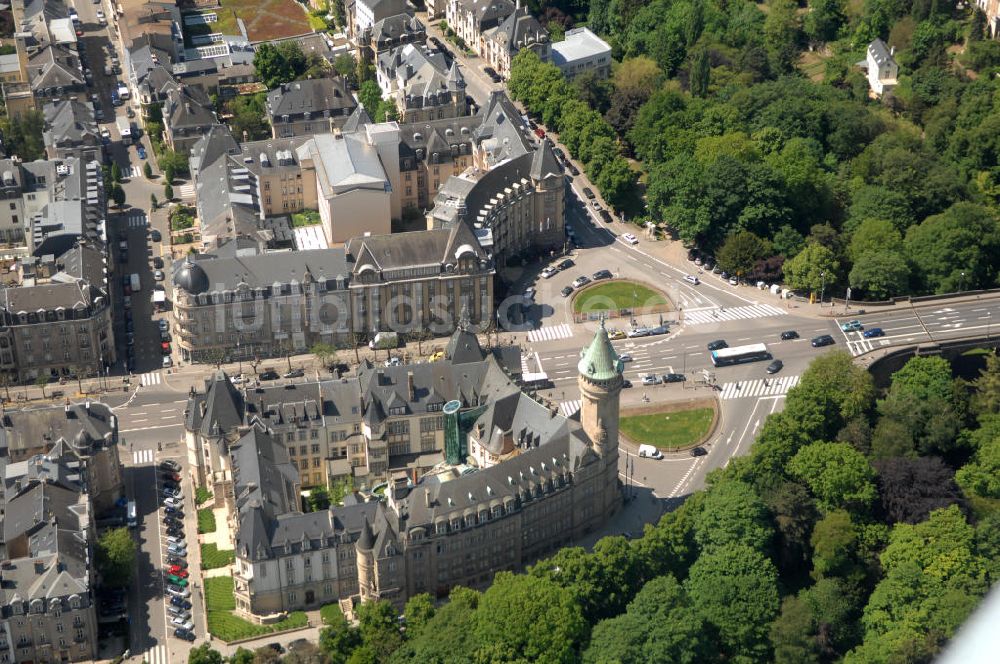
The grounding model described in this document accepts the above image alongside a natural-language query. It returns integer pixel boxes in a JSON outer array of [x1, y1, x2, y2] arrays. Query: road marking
[[669, 458, 702, 497], [132, 449, 154, 465], [140, 371, 162, 386], [177, 183, 195, 199], [141, 645, 169, 664], [559, 400, 581, 417], [527, 323, 574, 343], [719, 375, 799, 400], [682, 304, 786, 325], [120, 423, 184, 434], [126, 213, 146, 228]]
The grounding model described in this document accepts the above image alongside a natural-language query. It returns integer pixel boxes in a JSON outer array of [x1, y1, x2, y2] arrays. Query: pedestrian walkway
[[683, 303, 786, 325], [140, 371, 162, 386], [527, 323, 574, 343], [133, 449, 155, 465], [177, 183, 195, 199], [718, 375, 800, 400], [127, 165, 142, 179], [559, 400, 581, 417], [125, 213, 146, 228], [140, 645, 169, 664]]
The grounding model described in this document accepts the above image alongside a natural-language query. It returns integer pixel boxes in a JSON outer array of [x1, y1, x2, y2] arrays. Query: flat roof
[[550, 27, 610, 66]]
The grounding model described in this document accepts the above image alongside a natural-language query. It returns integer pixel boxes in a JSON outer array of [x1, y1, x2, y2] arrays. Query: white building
[[354, 0, 411, 40], [550, 27, 612, 79], [865, 38, 898, 97], [974, 0, 1000, 38]]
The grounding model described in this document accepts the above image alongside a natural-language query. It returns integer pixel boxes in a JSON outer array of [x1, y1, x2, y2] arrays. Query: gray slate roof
[[266, 77, 356, 123]]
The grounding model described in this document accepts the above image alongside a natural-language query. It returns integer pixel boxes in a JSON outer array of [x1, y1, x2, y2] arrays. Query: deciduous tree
[[96, 527, 136, 587], [788, 442, 877, 512]]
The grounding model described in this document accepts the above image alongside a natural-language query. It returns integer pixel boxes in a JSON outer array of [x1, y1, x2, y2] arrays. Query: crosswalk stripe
[[683, 304, 787, 326], [140, 371, 162, 386], [177, 184, 195, 199], [132, 449, 154, 465], [527, 323, 573, 343], [719, 375, 799, 400], [128, 214, 146, 228], [559, 400, 581, 417], [142, 644, 169, 664]]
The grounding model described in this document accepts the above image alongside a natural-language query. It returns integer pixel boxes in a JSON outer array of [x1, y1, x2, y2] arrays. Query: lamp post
[[819, 271, 826, 308], [961, 271, 966, 293]]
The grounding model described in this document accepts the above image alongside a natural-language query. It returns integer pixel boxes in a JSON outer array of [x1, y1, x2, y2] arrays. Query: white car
[[158, 319, 169, 332], [162, 356, 173, 368], [621, 233, 638, 245], [96, 10, 106, 23], [163, 496, 182, 508], [571, 276, 591, 289], [618, 353, 633, 362], [171, 617, 195, 631], [166, 535, 185, 546], [540, 267, 557, 279], [166, 585, 190, 599], [729, 277, 739, 286]]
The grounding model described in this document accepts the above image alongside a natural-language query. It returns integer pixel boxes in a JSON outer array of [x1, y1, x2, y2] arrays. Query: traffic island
[[572, 279, 672, 323], [619, 398, 719, 453]]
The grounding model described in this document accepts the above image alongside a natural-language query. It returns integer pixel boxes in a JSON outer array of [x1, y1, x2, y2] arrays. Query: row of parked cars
[[158, 459, 196, 642]]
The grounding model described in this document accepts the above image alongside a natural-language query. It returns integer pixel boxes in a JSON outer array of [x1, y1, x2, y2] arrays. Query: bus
[[710, 343, 771, 367], [126, 500, 138, 528]]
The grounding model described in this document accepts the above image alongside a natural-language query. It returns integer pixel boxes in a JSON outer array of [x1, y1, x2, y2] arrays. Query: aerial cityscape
[[0, 0, 998, 662]]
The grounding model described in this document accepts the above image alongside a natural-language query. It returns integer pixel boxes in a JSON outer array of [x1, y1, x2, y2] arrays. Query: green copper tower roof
[[578, 319, 623, 381]]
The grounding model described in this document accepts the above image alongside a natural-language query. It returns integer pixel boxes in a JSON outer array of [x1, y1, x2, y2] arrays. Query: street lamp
[[961, 271, 966, 293], [819, 271, 826, 308]]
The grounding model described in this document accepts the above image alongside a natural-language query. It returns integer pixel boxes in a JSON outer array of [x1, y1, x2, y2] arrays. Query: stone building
[[219, 323, 622, 617], [375, 44, 468, 123], [266, 78, 357, 139], [480, 5, 549, 79], [446, 0, 515, 57]]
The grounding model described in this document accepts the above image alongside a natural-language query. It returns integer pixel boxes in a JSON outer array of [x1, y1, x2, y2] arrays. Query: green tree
[[472, 572, 588, 664], [111, 162, 122, 183], [253, 42, 307, 89], [904, 202, 1000, 294], [164, 183, 174, 201], [311, 342, 338, 370], [0, 110, 45, 160], [955, 434, 1000, 499], [764, 0, 803, 73], [358, 81, 384, 118], [150, 193, 158, 210], [685, 544, 780, 662], [783, 242, 840, 296], [689, 47, 711, 98], [188, 644, 224, 664], [96, 527, 136, 587], [143, 161, 153, 179], [402, 593, 435, 639], [227, 647, 255, 664], [307, 486, 330, 511], [804, 0, 847, 43], [693, 479, 773, 554], [110, 184, 126, 209], [848, 250, 911, 300], [811, 509, 866, 582], [356, 600, 402, 662], [35, 373, 48, 398], [225, 93, 270, 142], [717, 230, 771, 279], [848, 219, 902, 261], [333, 53, 357, 85], [390, 587, 479, 662], [788, 442, 877, 512], [319, 605, 362, 664], [158, 148, 190, 177], [877, 355, 967, 457], [770, 577, 860, 663], [971, 353, 1000, 417]]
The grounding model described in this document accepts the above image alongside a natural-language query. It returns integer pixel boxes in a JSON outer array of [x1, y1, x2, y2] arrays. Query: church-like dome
[[72, 428, 92, 452], [175, 256, 209, 294]]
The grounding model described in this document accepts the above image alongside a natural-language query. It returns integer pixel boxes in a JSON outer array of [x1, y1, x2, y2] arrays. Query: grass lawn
[[205, 577, 308, 642], [195, 486, 213, 505], [216, 0, 312, 42], [620, 407, 714, 451], [197, 508, 217, 534], [320, 602, 345, 626], [573, 281, 667, 313], [291, 210, 321, 227], [201, 543, 235, 570]]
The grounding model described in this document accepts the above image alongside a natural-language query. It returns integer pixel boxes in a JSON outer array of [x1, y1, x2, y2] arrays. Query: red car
[[168, 566, 189, 578], [161, 342, 171, 354]]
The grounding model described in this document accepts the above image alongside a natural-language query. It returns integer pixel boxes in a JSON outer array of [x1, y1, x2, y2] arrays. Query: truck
[[130, 273, 140, 293], [117, 116, 132, 143]]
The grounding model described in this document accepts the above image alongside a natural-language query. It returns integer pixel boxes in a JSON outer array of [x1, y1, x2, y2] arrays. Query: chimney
[[406, 371, 415, 401], [889, 46, 895, 57], [423, 489, 430, 508]]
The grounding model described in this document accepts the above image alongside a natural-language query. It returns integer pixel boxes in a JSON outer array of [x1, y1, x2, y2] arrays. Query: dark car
[[556, 259, 574, 271], [598, 209, 612, 223], [169, 596, 192, 610], [707, 340, 728, 351], [863, 327, 884, 338], [592, 269, 613, 280], [150, 229, 161, 242], [166, 556, 188, 569], [568, 164, 580, 177], [283, 368, 305, 379], [259, 369, 280, 381], [152, 256, 164, 269], [163, 516, 181, 526], [780, 330, 799, 340], [582, 187, 596, 199], [690, 446, 707, 457], [552, 147, 566, 162], [174, 628, 195, 642], [621, 379, 633, 389], [266, 643, 286, 654], [483, 66, 501, 82], [161, 480, 179, 492], [663, 373, 686, 383], [162, 472, 181, 483], [166, 527, 185, 539], [160, 459, 181, 472], [811, 334, 835, 347], [766, 359, 784, 374], [560, 286, 574, 297]]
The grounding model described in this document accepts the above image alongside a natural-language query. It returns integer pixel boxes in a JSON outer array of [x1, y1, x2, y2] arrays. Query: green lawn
[[291, 210, 321, 227], [197, 508, 217, 534], [573, 281, 667, 313], [620, 407, 714, 451], [195, 486, 213, 505], [201, 543, 235, 570], [205, 577, 308, 641], [320, 602, 345, 626]]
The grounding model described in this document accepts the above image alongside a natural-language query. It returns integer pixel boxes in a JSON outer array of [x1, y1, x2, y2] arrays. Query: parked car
[[780, 330, 799, 340], [162, 472, 181, 483], [608, 329, 626, 340], [627, 327, 650, 338], [167, 606, 190, 619], [168, 564, 187, 576], [163, 506, 182, 517], [598, 209, 612, 223], [663, 373, 686, 383], [582, 187, 596, 199], [560, 286, 574, 297], [174, 628, 195, 641], [840, 320, 864, 332], [556, 259, 574, 271], [766, 359, 784, 374], [571, 275, 591, 289], [259, 369, 280, 381], [618, 353, 633, 363], [152, 256, 164, 269], [166, 584, 190, 598], [163, 496, 183, 509], [169, 596, 192, 610], [150, 229, 161, 242], [862, 327, 884, 338], [568, 164, 580, 177], [707, 340, 728, 351], [158, 319, 170, 332], [137, 145, 147, 159], [641, 374, 661, 386], [166, 575, 188, 587], [811, 334, 835, 347], [283, 368, 305, 378], [690, 446, 707, 457], [621, 233, 639, 245], [160, 459, 181, 472], [165, 528, 185, 540], [540, 266, 557, 279], [592, 269, 613, 280]]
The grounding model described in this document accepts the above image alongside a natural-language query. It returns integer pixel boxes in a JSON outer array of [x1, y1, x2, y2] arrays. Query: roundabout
[[572, 279, 671, 316]]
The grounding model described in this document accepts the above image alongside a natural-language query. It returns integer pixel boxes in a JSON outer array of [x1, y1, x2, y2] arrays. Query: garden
[[572, 280, 668, 314], [619, 406, 714, 451], [197, 508, 216, 534], [201, 543, 235, 570], [205, 577, 308, 642], [215, 0, 312, 42]]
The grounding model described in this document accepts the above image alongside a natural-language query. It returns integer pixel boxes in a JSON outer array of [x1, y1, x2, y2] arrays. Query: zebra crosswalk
[[683, 303, 786, 326], [127, 165, 142, 179], [527, 323, 574, 343], [125, 213, 147, 228], [719, 375, 800, 400], [139, 371, 162, 386], [559, 400, 581, 417], [132, 449, 154, 465], [177, 183, 195, 199], [142, 644, 169, 664]]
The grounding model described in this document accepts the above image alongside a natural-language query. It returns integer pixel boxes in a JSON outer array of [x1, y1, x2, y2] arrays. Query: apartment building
[[375, 44, 468, 123], [480, 5, 549, 79], [215, 323, 622, 617], [550, 27, 612, 80], [266, 78, 357, 139], [446, 0, 515, 57]]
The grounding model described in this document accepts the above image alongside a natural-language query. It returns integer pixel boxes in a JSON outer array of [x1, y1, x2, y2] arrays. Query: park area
[[620, 406, 714, 451], [573, 280, 667, 314], [210, 0, 312, 42], [205, 577, 308, 641]]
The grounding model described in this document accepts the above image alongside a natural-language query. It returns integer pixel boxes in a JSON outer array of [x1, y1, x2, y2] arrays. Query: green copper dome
[[578, 319, 623, 381]]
